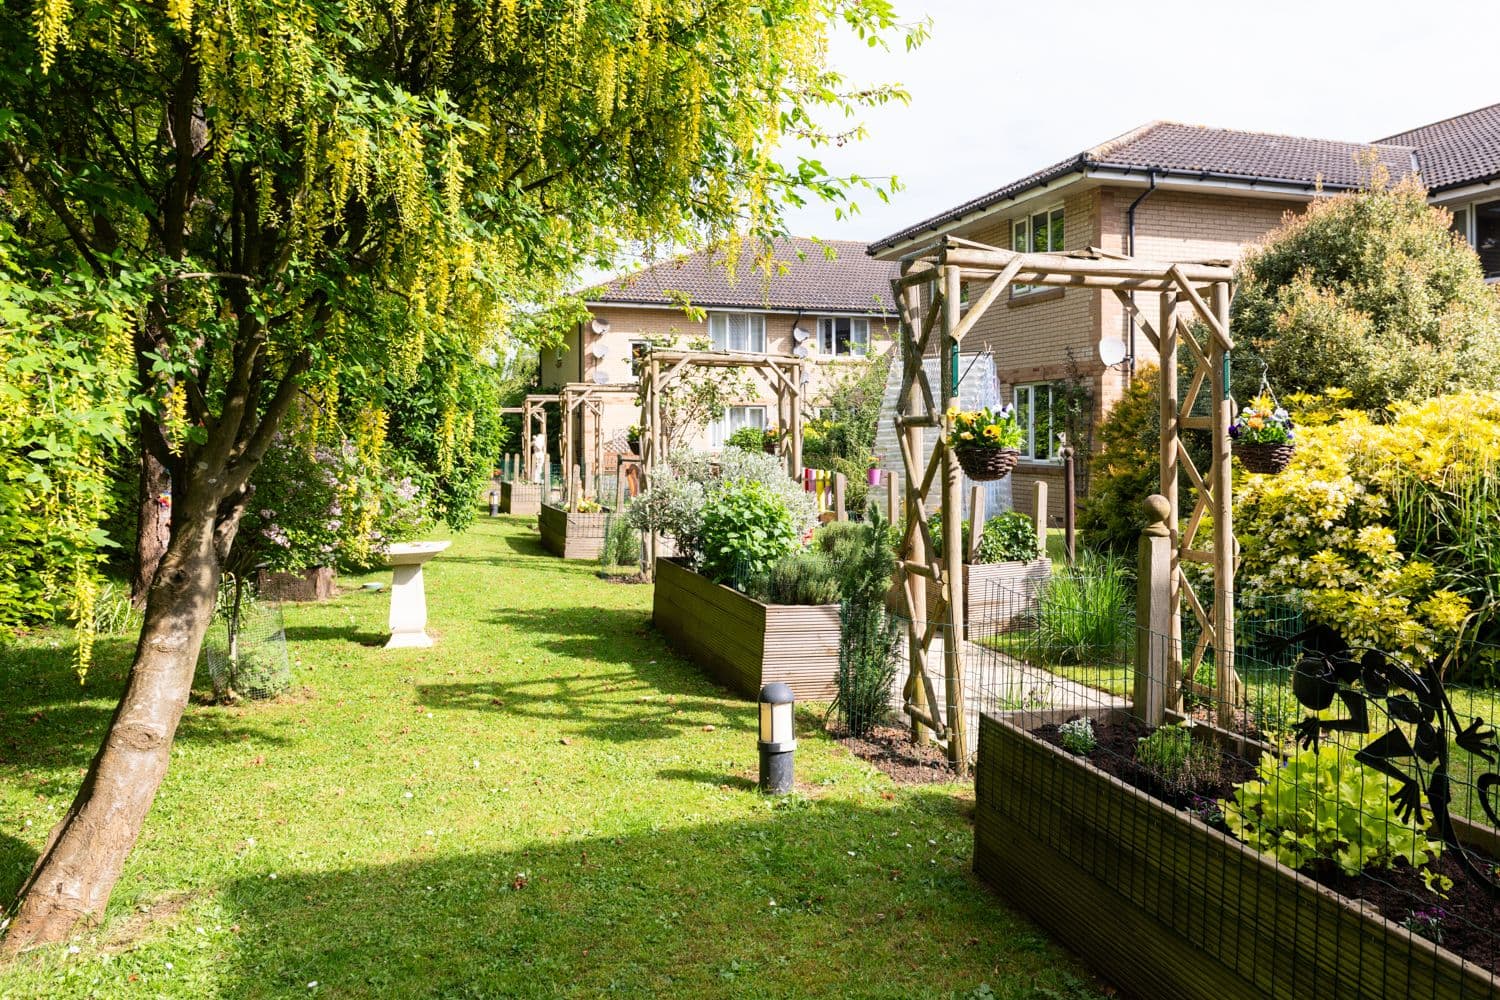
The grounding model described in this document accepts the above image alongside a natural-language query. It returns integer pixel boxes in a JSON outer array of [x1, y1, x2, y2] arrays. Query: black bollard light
[[757, 682, 796, 795], [489, 490, 499, 517]]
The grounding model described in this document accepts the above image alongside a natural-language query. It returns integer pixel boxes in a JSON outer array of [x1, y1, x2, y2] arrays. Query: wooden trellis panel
[[521, 394, 559, 485], [891, 238, 1240, 769], [558, 383, 638, 509], [636, 349, 805, 574]]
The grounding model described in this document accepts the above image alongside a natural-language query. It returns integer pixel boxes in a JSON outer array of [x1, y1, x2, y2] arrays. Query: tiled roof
[[587, 237, 898, 314], [869, 121, 1418, 253], [1378, 103, 1500, 192]]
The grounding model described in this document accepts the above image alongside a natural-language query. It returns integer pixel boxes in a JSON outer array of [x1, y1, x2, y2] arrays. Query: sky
[[780, 0, 1500, 246]]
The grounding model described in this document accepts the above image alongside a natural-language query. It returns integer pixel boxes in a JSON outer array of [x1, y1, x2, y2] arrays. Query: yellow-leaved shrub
[[1236, 391, 1500, 674]]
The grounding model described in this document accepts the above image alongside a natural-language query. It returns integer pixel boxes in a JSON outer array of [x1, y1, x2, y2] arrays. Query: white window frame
[[816, 316, 870, 358], [1013, 382, 1063, 462], [1011, 204, 1066, 296], [708, 311, 766, 353], [710, 405, 767, 448]]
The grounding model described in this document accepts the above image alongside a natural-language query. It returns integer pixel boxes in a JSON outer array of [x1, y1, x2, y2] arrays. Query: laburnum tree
[[0, 0, 916, 951]]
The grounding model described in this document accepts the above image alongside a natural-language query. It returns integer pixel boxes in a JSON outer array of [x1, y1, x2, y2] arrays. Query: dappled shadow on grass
[[0, 632, 288, 778], [0, 830, 38, 906], [215, 792, 1101, 1000], [280, 625, 388, 647], [417, 673, 751, 744]]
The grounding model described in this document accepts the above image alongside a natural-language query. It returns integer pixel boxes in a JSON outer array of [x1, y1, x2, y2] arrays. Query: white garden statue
[[531, 432, 547, 486]]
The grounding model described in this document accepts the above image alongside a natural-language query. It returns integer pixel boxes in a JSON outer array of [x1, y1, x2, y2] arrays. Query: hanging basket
[[953, 445, 1021, 482], [1234, 441, 1294, 475], [763, 440, 778, 455]]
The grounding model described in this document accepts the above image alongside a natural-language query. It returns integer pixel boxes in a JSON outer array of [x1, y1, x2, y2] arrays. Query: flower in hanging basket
[[948, 404, 1024, 481], [1231, 395, 1295, 474], [762, 425, 783, 454]]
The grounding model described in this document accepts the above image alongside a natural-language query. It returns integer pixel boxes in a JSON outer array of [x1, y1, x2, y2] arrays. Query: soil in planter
[[1034, 718, 1500, 976], [831, 723, 958, 784]]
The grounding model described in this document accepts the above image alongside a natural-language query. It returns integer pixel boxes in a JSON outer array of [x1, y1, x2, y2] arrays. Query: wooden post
[[1158, 292, 1182, 695], [614, 465, 626, 513], [1032, 480, 1048, 556], [940, 263, 967, 771], [900, 283, 930, 747], [1210, 280, 1237, 727], [1134, 495, 1174, 726], [967, 484, 986, 563], [887, 471, 900, 525], [833, 473, 847, 521], [1062, 443, 1077, 566], [569, 464, 582, 512]]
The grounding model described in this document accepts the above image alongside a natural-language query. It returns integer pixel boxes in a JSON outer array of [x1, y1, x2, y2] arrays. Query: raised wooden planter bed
[[887, 558, 1050, 637], [500, 481, 543, 516], [652, 557, 840, 700], [973, 713, 1499, 1000], [538, 502, 613, 560]]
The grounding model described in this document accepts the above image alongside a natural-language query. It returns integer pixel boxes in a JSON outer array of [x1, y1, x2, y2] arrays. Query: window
[[708, 312, 766, 353], [1447, 201, 1500, 280], [1012, 205, 1066, 295], [1013, 382, 1063, 461], [817, 317, 869, 357], [710, 405, 767, 447], [1477, 201, 1500, 279], [629, 339, 650, 377]]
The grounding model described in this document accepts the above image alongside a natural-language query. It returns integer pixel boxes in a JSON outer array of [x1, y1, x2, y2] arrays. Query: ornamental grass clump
[[1032, 552, 1133, 665]]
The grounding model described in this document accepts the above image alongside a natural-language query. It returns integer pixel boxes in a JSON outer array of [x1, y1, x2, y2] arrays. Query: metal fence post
[[1134, 494, 1173, 726]]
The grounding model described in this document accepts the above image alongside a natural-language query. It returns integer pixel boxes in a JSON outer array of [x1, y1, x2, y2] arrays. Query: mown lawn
[[0, 517, 1101, 999]]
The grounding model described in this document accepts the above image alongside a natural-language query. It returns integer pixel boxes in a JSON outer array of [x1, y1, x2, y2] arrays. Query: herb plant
[[1058, 717, 1096, 755], [1222, 746, 1443, 876], [1135, 723, 1221, 792]]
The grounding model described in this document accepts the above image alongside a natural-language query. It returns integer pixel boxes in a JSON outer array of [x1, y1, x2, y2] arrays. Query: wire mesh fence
[[961, 570, 1500, 995], [199, 574, 291, 701]]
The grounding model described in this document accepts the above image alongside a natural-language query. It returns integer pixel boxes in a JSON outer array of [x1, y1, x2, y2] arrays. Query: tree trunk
[[1, 495, 224, 954], [131, 448, 172, 608]]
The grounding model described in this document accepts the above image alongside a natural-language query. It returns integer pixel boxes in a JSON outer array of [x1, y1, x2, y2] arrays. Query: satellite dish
[[792, 325, 811, 343], [592, 368, 611, 385], [590, 341, 608, 359], [590, 318, 610, 335], [793, 344, 810, 359], [1098, 337, 1127, 367]]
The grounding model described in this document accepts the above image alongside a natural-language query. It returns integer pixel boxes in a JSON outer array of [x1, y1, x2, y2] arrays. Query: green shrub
[[725, 425, 768, 451], [974, 511, 1040, 564], [697, 480, 801, 587], [1080, 365, 1159, 555], [834, 507, 900, 736], [1134, 723, 1221, 791], [1233, 176, 1500, 412], [1222, 746, 1441, 876], [750, 550, 841, 605], [813, 520, 861, 559], [598, 516, 641, 569], [1058, 717, 1096, 755], [1032, 552, 1133, 664]]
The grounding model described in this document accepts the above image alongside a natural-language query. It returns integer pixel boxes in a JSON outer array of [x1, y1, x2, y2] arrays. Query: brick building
[[542, 237, 897, 466], [868, 104, 1500, 515]]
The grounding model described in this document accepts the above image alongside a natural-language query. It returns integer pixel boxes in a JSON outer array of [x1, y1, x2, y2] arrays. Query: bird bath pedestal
[[384, 541, 451, 649]]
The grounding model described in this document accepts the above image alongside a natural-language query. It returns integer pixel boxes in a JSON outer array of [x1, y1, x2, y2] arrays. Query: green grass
[[0, 516, 1101, 999]]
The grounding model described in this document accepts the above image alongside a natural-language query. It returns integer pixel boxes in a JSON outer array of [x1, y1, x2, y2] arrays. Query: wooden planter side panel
[[761, 604, 840, 700], [538, 504, 612, 560], [501, 481, 542, 516], [964, 558, 1050, 638], [974, 715, 1495, 1000], [652, 559, 839, 700]]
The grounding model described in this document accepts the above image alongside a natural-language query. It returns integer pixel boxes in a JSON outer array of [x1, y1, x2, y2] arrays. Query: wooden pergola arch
[[520, 393, 559, 485], [558, 382, 639, 508], [892, 236, 1239, 771], [637, 348, 807, 569]]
